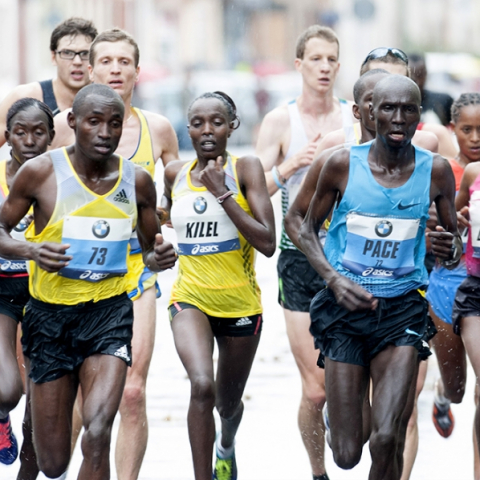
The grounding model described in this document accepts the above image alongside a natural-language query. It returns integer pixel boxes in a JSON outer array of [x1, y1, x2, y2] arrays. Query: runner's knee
[[190, 375, 215, 411], [332, 437, 362, 470], [38, 452, 69, 479], [120, 380, 146, 415], [369, 428, 398, 459], [302, 382, 326, 407], [444, 381, 465, 404], [0, 379, 23, 417]]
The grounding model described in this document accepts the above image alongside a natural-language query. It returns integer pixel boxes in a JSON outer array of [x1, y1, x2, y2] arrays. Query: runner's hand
[[290, 132, 322, 170], [32, 242, 72, 272], [427, 225, 455, 259], [199, 156, 227, 197], [328, 274, 378, 312], [153, 234, 177, 270], [457, 206, 470, 229], [156, 206, 172, 227]]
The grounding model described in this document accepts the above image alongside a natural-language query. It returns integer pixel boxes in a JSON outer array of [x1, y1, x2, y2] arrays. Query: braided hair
[[188, 91, 241, 130], [6, 98, 54, 132], [451, 93, 480, 123]]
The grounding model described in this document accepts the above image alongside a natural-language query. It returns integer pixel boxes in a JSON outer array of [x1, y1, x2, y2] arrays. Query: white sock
[[435, 392, 451, 407], [216, 433, 235, 459]]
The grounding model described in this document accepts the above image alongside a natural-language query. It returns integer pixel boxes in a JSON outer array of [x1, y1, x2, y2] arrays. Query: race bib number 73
[[59, 216, 132, 282]]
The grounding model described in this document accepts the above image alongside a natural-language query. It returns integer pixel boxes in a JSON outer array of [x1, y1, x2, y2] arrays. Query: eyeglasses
[[361, 48, 409, 67], [56, 49, 89, 61]]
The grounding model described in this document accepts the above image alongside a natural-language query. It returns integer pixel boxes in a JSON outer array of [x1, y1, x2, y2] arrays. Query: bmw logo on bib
[[92, 220, 110, 239], [193, 196, 207, 214], [375, 220, 393, 238]]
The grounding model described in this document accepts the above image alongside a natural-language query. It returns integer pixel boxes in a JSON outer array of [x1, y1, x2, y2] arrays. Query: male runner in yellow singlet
[[0, 83, 177, 480], [51, 29, 179, 480]]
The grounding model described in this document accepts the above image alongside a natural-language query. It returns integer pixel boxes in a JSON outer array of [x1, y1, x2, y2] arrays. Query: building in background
[[2, 0, 480, 144]]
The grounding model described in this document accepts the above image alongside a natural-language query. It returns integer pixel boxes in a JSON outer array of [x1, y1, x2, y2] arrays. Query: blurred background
[[2, 0, 480, 147]]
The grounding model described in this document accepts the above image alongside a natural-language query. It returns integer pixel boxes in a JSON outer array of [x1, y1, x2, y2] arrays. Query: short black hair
[[50, 17, 97, 52], [72, 84, 124, 117], [451, 93, 480, 123], [6, 98, 54, 132], [188, 91, 241, 130], [353, 69, 390, 104]]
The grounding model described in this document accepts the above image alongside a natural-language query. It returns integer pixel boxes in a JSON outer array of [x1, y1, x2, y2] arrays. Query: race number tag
[[342, 212, 420, 279], [0, 217, 29, 273], [469, 191, 480, 258], [172, 192, 240, 256], [59, 216, 132, 282]]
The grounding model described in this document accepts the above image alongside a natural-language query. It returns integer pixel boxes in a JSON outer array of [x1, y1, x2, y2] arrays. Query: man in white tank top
[[256, 25, 354, 480]]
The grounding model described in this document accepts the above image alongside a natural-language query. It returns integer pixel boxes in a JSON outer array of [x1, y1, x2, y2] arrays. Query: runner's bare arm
[[143, 111, 179, 165], [0, 158, 71, 270], [256, 107, 322, 196], [50, 109, 74, 149], [428, 155, 462, 268], [298, 151, 377, 311], [285, 145, 341, 249], [134, 166, 177, 271], [199, 155, 276, 257]]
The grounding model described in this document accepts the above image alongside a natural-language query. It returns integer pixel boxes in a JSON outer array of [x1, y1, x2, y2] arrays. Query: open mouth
[[109, 80, 123, 89], [71, 70, 84, 81], [201, 140, 216, 150], [389, 132, 405, 141], [94, 144, 110, 154]]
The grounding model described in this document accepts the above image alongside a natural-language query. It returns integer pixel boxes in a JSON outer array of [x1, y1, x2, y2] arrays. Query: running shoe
[[213, 450, 237, 480], [322, 403, 332, 448], [0, 415, 18, 465], [432, 400, 455, 438]]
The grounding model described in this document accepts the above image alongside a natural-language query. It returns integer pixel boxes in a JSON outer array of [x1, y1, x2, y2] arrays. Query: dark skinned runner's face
[[68, 95, 124, 163], [188, 97, 233, 162], [370, 83, 421, 150], [6, 107, 53, 165]]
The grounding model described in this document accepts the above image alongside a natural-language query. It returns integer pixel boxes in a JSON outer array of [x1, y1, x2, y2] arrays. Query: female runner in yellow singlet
[[162, 91, 275, 480]]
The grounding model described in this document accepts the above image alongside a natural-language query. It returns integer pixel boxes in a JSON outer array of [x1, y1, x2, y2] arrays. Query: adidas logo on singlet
[[114, 189, 129, 204], [114, 345, 131, 362], [235, 317, 252, 327]]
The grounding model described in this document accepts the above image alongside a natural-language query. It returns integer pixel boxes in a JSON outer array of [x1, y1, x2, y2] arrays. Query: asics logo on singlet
[[191, 244, 219, 255], [193, 196, 207, 214], [374, 220, 393, 238], [79, 270, 109, 281], [92, 220, 110, 239], [0, 260, 26, 271], [113, 189, 130, 204], [235, 317, 252, 326], [362, 267, 394, 277], [14, 219, 28, 232], [114, 345, 131, 362]]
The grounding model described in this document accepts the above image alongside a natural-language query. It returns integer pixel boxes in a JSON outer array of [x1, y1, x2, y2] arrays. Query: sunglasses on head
[[361, 48, 409, 67]]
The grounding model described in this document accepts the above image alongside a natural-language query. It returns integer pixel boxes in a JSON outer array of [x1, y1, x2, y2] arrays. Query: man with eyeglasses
[[0, 17, 97, 147]]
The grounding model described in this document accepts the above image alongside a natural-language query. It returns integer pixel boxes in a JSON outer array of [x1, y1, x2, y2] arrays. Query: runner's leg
[[171, 309, 215, 480], [369, 345, 419, 480], [285, 309, 328, 477], [116, 286, 156, 480]]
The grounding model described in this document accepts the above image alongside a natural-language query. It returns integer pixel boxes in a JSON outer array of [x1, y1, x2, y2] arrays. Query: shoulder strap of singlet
[[285, 100, 308, 160], [131, 108, 155, 160], [39, 80, 60, 116], [0, 160, 8, 197], [339, 98, 353, 129]]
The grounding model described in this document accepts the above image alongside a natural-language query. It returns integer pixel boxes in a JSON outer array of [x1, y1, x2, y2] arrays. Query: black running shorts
[[310, 287, 431, 368], [277, 249, 326, 312], [169, 302, 263, 337], [22, 293, 133, 383], [0, 275, 29, 323], [452, 275, 480, 335]]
